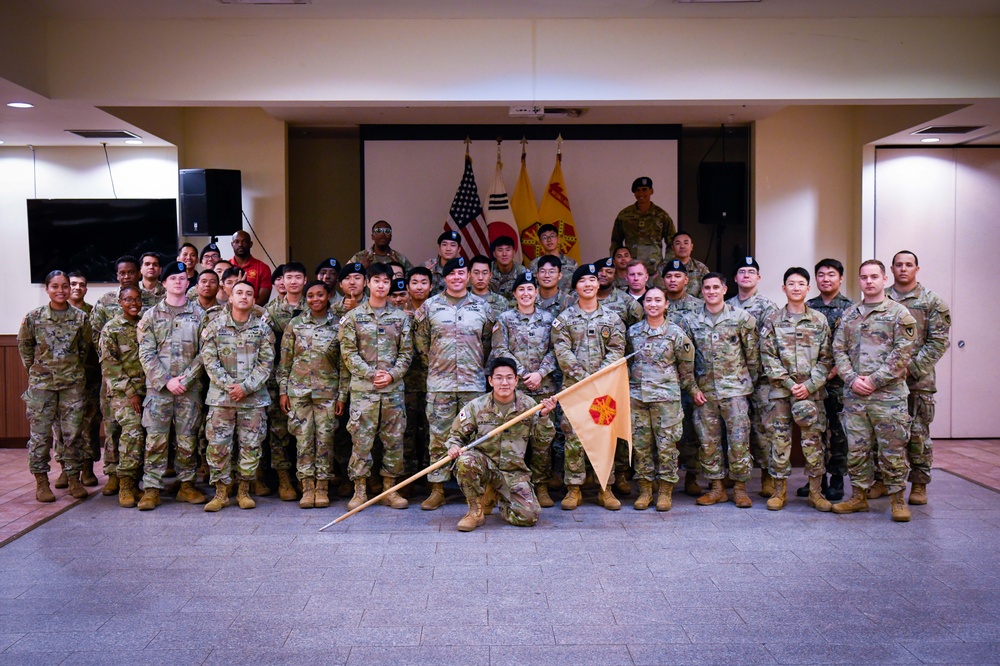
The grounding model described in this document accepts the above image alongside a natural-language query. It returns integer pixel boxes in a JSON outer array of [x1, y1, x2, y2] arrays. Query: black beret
[[161, 261, 187, 282], [738, 256, 760, 272], [662, 259, 686, 276], [438, 230, 462, 245], [338, 262, 366, 281], [511, 270, 537, 291], [200, 242, 220, 259], [595, 257, 614, 270], [571, 264, 598, 289], [631, 176, 652, 191], [315, 258, 340, 275], [390, 278, 407, 294], [441, 256, 467, 278]]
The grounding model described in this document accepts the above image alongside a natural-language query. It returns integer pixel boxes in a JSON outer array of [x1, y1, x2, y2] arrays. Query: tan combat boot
[[80, 460, 98, 487], [633, 480, 654, 511], [807, 476, 832, 512], [733, 481, 753, 508], [347, 478, 368, 511], [535, 483, 554, 508], [276, 469, 298, 501], [832, 486, 869, 514], [237, 480, 256, 509], [684, 471, 702, 496], [34, 473, 56, 503], [176, 481, 207, 504], [656, 482, 673, 511], [614, 472, 632, 497], [481, 485, 497, 515], [299, 478, 316, 509], [378, 477, 408, 510], [760, 470, 775, 498], [252, 468, 271, 497], [137, 488, 161, 511], [868, 479, 888, 499], [54, 467, 69, 489], [420, 482, 446, 511], [66, 474, 89, 499], [204, 482, 229, 512], [101, 474, 119, 496], [314, 479, 330, 508], [118, 477, 137, 508], [766, 479, 787, 511], [561, 485, 582, 510], [908, 483, 927, 506], [456, 497, 485, 532], [597, 486, 622, 511], [890, 491, 911, 522], [696, 479, 727, 506]]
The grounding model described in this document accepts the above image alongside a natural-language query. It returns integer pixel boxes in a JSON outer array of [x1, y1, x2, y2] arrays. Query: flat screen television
[[27, 199, 179, 284]]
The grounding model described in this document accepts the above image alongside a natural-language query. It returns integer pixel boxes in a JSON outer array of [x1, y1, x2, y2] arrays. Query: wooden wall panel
[[1, 335, 29, 443]]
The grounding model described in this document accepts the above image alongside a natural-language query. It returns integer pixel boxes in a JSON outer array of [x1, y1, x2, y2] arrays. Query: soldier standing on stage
[[610, 176, 676, 275]]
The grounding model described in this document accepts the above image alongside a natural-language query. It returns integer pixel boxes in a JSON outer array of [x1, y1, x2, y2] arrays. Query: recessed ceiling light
[[124, 139, 144, 145], [7, 102, 34, 109], [921, 138, 941, 143], [0, 140, 5, 145]]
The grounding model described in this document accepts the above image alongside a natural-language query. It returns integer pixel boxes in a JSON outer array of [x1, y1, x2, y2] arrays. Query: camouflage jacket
[[610, 202, 676, 265], [613, 274, 629, 292], [886, 283, 951, 393], [278, 311, 342, 400], [491, 307, 558, 396], [18, 305, 92, 391], [349, 246, 413, 273], [551, 303, 626, 387], [682, 303, 758, 399], [597, 288, 644, 329], [141, 281, 166, 305], [760, 306, 833, 400], [626, 319, 696, 405], [728, 290, 778, 383], [529, 254, 578, 293], [99, 314, 145, 399], [333, 294, 366, 320], [473, 291, 510, 316], [445, 390, 556, 487], [402, 311, 427, 394], [339, 300, 413, 393], [536, 290, 572, 318], [667, 293, 704, 327], [265, 295, 306, 384], [805, 292, 854, 390], [424, 258, 448, 296], [137, 299, 206, 397], [833, 299, 917, 402], [489, 263, 527, 301], [677, 259, 711, 298], [200, 310, 275, 408], [414, 292, 495, 394]]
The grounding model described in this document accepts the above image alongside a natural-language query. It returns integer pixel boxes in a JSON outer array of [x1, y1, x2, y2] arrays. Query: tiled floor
[[0, 442, 998, 665]]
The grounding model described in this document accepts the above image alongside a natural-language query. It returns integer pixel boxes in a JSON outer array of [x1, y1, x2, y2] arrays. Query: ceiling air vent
[[913, 126, 985, 135], [66, 130, 142, 139]]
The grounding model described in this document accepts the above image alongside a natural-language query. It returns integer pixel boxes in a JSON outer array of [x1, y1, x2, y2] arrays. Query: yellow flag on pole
[[558, 358, 632, 489], [538, 152, 582, 264], [511, 148, 542, 266]]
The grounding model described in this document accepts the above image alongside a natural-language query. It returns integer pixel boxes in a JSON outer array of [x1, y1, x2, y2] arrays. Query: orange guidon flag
[[537, 151, 581, 264], [558, 358, 632, 490]]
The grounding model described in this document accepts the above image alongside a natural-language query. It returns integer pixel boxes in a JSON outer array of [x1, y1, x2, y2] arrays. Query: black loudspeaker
[[179, 168, 242, 236], [698, 162, 746, 226]]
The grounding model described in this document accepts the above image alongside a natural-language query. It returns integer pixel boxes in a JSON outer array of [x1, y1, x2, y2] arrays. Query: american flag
[[445, 154, 492, 260]]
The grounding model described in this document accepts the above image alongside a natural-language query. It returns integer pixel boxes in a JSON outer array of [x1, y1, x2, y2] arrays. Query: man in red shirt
[[229, 230, 272, 306]]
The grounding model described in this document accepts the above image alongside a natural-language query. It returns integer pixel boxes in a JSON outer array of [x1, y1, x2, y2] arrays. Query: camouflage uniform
[[806, 292, 854, 476], [610, 202, 676, 274], [727, 292, 779, 471], [340, 301, 413, 480], [886, 283, 950, 485], [141, 281, 166, 306], [402, 308, 429, 475], [137, 299, 206, 490], [99, 314, 146, 480], [489, 263, 527, 301], [833, 299, 917, 494], [626, 320, 696, 484], [265, 296, 305, 474], [414, 292, 495, 483], [537, 291, 572, 318], [201, 310, 275, 485], [57, 301, 102, 470], [529, 254, 578, 293], [18, 305, 92, 476], [448, 391, 555, 527], [475, 291, 510, 316], [759, 307, 833, 479], [278, 311, 342, 481], [349, 246, 413, 273], [597, 289, 644, 330], [668, 293, 705, 474], [424, 258, 448, 296], [678, 259, 711, 298], [492, 307, 558, 485], [551, 303, 626, 485], [682, 304, 758, 482]]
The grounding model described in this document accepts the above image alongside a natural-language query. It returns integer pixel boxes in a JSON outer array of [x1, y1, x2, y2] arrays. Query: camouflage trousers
[[630, 398, 684, 484], [694, 395, 752, 482], [907, 391, 935, 485], [748, 381, 771, 469], [23, 386, 85, 476], [403, 390, 429, 475], [287, 395, 338, 481], [110, 394, 146, 480], [55, 381, 101, 465], [426, 391, 480, 484], [347, 391, 405, 480], [267, 385, 294, 472], [205, 406, 267, 485], [842, 398, 911, 495], [99, 381, 122, 476], [679, 392, 701, 474], [762, 397, 827, 479], [526, 391, 555, 486], [142, 393, 202, 490], [823, 385, 848, 476], [454, 449, 539, 527]]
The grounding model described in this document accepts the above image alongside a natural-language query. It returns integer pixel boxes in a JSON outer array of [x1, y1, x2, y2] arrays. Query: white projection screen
[[362, 131, 678, 267]]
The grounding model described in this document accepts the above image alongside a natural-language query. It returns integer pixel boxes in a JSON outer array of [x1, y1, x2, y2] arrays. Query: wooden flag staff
[[319, 352, 637, 530]]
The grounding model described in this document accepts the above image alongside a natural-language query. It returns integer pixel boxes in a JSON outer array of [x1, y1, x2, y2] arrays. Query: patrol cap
[[200, 242, 220, 259], [595, 257, 615, 270], [490, 235, 516, 251], [161, 261, 187, 282], [631, 176, 653, 192], [662, 259, 686, 276], [737, 256, 760, 272], [390, 278, 407, 295], [338, 262, 366, 281], [438, 230, 462, 245], [315, 257, 340, 275], [537, 223, 558, 237], [571, 263, 598, 288], [511, 270, 537, 291], [441, 256, 468, 277]]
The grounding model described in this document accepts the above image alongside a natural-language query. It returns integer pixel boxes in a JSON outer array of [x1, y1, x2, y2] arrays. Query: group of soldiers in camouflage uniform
[[18, 178, 950, 530]]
